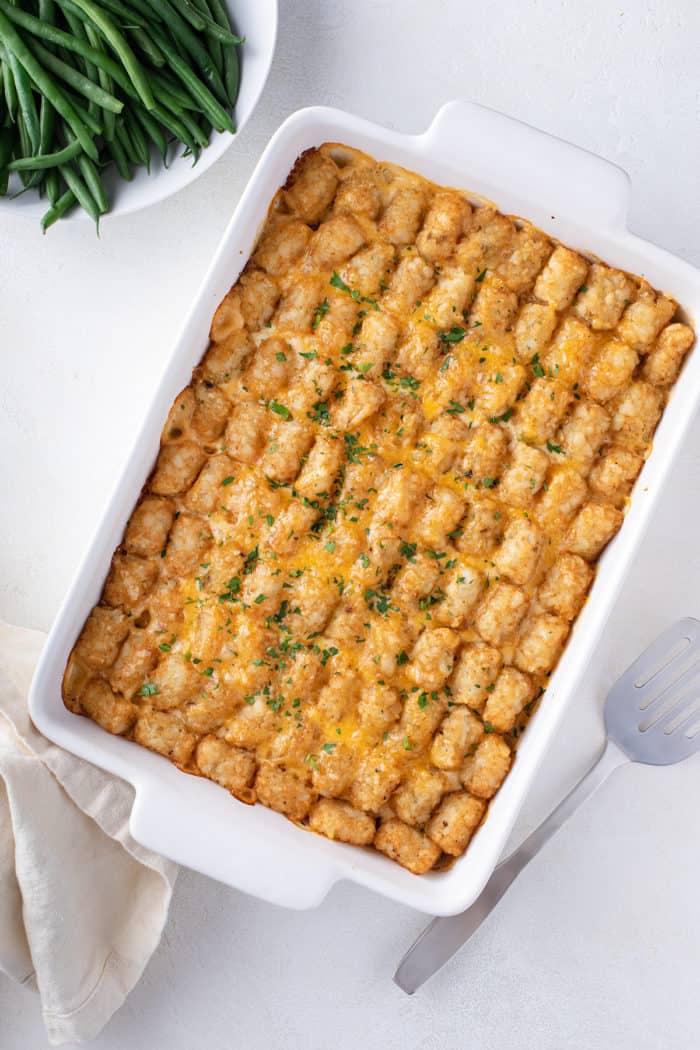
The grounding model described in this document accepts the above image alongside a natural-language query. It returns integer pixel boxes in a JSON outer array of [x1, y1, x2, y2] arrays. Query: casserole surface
[[61, 142, 694, 875]]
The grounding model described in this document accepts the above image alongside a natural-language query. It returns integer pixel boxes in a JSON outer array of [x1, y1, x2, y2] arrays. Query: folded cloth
[[0, 621, 177, 1044]]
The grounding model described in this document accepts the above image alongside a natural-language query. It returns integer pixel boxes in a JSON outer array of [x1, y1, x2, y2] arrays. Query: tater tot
[[461, 423, 509, 481], [557, 400, 610, 473], [493, 517, 544, 586], [470, 274, 518, 334], [538, 552, 593, 620], [498, 443, 549, 507], [514, 302, 558, 361], [375, 818, 441, 874], [393, 768, 447, 827], [616, 284, 675, 351], [475, 583, 529, 646], [80, 678, 136, 736], [384, 253, 436, 315], [515, 614, 569, 676], [449, 644, 502, 711], [284, 150, 339, 223], [463, 735, 512, 799], [434, 563, 483, 627], [196, 736, 256, 796], [416, 191, 469, 262], [611, 381, 663, 452], [497, 225, 552, 294], [565, 502, 624, 560], [254, 219, 312, 275], [585, 339, 639, 403], [150, 441, 206, 496], [415, 487, 466, 549], [534, 245, 588, 310], [574, 263, 634, 330], [642, 323, 694, 386], [308, 214, 366, 270], [124, 497, 174, 557], [309, 799, 376, 845], [262, 420, 314, 483], [134, 710, 196, 765], [379, 185, 425, 247], [427, 792, 486, 856], [588, 446, 643, 505], [74, 607, 129, 671], [255, 764, 315, 821], [431, 708, 484, 770], [483, 666, 533, 732], [516, 378, 571, 444], [409, 628, 461, 689], [536, 468, 588, 530], [455, 497, 502, 555], [103, 553, 158, 610]]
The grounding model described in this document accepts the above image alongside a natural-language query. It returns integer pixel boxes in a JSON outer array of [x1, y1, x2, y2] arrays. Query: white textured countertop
[[2, 1, 700, 1046]]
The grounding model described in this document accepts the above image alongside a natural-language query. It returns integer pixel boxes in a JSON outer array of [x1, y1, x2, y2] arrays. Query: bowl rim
[[0, 0, 279, 222]]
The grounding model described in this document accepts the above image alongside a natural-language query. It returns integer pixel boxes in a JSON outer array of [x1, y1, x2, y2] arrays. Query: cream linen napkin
[[0, 621, 178, 1044]]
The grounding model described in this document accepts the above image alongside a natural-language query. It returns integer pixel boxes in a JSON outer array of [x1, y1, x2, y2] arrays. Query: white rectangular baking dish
[[29, 100, 700, 916]]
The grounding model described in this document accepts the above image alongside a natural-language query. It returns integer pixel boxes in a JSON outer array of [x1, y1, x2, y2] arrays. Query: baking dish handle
[[129, 775, 343, 910], [419, 99, 631, 230]]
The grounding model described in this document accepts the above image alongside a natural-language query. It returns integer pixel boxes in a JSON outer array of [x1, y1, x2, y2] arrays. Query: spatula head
[[606, 618, 700, 765]]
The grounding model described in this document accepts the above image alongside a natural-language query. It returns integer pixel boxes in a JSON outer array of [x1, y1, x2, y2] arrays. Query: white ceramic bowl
[[29, 102, 700, 915], [1, 0, 277, 221]]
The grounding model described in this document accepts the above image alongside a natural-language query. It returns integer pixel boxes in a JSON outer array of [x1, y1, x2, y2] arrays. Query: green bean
[[41, 186, 76, 231], [0, 8, 98, 160], [106, 133, 132, 180], [169, 0, 205, 31], [83, 21, 115, 141], [129, 26, 165, 67], [54, 0, 155, 110], [6, 49, 40, 152], [45, 168, 60, 204], [77, 151, 107, 212], [151, 101, 199, 151], [126, 110, 150, 169], [151, 68, 198, 110], [88, 0, 147, 27], [191, 0, 221, 76], [132, 101, 168, 162], [198, 9, 242, 46], [64, 89, 102, 134], [115, 118, 141, 166], [59, 161, 100, 224], [0, 124, 13, 193], [1, 48, 17, 121], [144, 0, 227, 105], [206, 0, 239, 103], [16, 112, 33, 187], [9, 136, 82, 169], [26, 38, 124, 114], [0, 1, 133, 93], [150, 26, 233, 131], [25, 96, 56, 187]]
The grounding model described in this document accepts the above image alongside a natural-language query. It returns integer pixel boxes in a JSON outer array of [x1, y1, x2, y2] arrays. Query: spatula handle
[[394, 738, 628, 995]]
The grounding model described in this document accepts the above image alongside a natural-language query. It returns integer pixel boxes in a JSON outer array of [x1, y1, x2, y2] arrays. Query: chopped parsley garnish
[[446, 399, 466, 414], [268, 400, 292, 420], [437, 325, 467, 346], [312, 298, 330, 329], [309, 400, 330, 426], [546, 440, 565, 454], [476, 267, 487, 282], [530, 353, 545, 378], [482, 477, 498, 489], [400, 540, 417, 561], [138, 683, 159, 696], [221, 475, 234, 486]]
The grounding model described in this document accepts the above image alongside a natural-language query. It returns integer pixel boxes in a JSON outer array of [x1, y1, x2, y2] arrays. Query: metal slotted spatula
[[394, 618, 700, 995]]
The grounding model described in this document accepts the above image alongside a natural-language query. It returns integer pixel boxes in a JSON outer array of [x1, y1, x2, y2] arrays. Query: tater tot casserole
[[62, 144, 695, 874]]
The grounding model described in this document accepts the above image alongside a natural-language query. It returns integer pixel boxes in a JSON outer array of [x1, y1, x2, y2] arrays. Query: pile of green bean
[[0, 0, 241, 229]]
